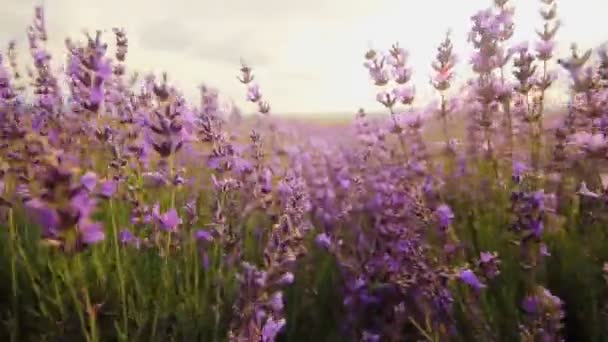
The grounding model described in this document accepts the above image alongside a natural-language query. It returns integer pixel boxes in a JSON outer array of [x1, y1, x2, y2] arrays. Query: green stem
[[166, 154, 176, 258], [62, 257, 90, 341], [48, 258, 67, 324], [212, 243, 223, 342], [110, 200, 129, 340], [8, 208, 19, 342], [388, 106, 409, 163], [77, 255, 99, 342], [409, 317, 438, 342]]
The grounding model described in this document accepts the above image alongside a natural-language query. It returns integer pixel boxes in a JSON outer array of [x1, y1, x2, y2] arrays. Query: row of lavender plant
[[1, 0, 608, 341]]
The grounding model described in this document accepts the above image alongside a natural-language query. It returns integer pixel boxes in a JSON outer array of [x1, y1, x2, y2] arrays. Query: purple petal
[[81, 172, 98, 191], [277, 272, 294, 285], [25, 199, 59, 232], [480, 251, 494, 263], [261, 317, 285, 342], [522, 295, 539, 314], [142, 172, 167, 188], [458, 269, 486, 291], [268, 291, 284, 312], [315, 233, 332, 249], [79, 221, 105, 244], [436, 204, 455, 227], [161, 208, 181, 231], [90, 86, 104, 104], [96, 59, 113, 79], [540, 243, 551, 256], [195, 229, 214, 242], [99, 179, 117, 198], [70, 191, 97, 218], [119, 230, 135, 244]]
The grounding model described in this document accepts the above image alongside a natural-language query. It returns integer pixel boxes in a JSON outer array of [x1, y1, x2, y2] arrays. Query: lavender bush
[[1, 1, 608, 341]]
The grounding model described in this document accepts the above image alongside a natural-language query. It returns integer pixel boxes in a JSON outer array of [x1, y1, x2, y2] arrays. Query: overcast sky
[[1, 0, 607, 114]]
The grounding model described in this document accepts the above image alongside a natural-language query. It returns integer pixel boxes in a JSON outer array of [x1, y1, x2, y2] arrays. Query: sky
[[1, 0, 607, 115]]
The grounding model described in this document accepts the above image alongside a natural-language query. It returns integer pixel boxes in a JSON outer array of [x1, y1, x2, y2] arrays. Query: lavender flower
[[152, 204, 182, 232], [24, 164, 105, 251], [99, 179, 117, 198], [477, 251, 501, 279], [520, 286, 565, 341], [458, 269, 487, 292], [435, 204, 455, 229], [0, 3, 601, 341], [315, 232, 332, 249]]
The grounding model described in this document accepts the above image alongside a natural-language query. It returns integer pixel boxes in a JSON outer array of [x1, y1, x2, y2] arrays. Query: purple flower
[[246, 84, 262, 102], [535, 40, 555, 61], [435, 204, 455, 228], [531, 191, 546, 211], [512, 161, 528, 183], [79, 221, 105, 244], [96, 58, 113, 79], [277, 272, 294, 285], [458, 269, 486, 291], [233, 157, 253, 174], [570, 132, 608, 153], [90, 87, 104, 104], [510, 41, 529, 54], [540, 243, 551, 257], [268, 291, 284, 312], [375, 90, 395, 108], [387, 48, 407, 66], [119, 230, 136, 244], [362, 331, 381, 342], [392, 86, 415, 105], [195, 229, 214, 242], [338, 178, 351, 189], [315, 233, 332, 249], [81, 172, 98, 191], [99, 179, 117, 198], [522, 294, 540, 314], [261, 316, 285, 342], [478, 251, 501, 279], [33, 50, 50, 64], [393, 66, 412, 84], [260, 168, 273, 193], [70, 191, 98, 219], [25, 199, 59, 234], [159, 208, 181, 231], [480, 251, 495, 263], [142, 172, 168, 188], [206, 156, 223, 170]]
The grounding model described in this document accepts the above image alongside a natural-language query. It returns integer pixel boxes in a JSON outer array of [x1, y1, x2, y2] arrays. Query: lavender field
[[2, 1, 608, 341]]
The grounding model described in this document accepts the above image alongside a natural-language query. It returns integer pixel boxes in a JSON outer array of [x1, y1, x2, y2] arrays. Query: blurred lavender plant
[[0, 2, 607, 342]]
